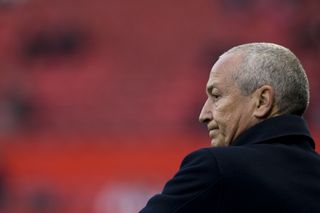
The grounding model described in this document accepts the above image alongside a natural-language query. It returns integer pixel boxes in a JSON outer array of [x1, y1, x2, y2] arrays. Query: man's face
[[199, 53, 257, 147]]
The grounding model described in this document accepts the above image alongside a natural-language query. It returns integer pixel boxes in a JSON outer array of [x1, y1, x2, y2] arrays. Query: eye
[[206, 87, 221, 101], [211, 93, 221, 101]]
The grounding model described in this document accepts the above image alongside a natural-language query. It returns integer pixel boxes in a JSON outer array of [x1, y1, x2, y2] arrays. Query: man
[[140, 43, 320, 212]]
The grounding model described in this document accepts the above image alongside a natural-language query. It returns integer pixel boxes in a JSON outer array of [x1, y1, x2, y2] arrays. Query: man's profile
[[140, 43, 320, 213]]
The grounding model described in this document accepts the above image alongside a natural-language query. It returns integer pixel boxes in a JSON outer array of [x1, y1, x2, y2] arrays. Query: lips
[[209, 129, 219, 137], [207, 123, 218, 131], [208, 125, 218, 137]]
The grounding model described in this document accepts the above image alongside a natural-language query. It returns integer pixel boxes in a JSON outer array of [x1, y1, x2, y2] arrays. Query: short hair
[[222, 42, 310, 116]]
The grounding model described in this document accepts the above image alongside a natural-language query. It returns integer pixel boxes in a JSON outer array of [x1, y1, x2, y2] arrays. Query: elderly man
[[140, 43, 320, 212]]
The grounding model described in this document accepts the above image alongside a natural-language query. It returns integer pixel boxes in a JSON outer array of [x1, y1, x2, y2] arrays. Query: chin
[[211, 139, 228, 147], [210, 139, 219, 147]]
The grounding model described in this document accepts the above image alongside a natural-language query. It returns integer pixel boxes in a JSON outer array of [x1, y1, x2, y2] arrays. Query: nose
[[199, 98, 212, 124]]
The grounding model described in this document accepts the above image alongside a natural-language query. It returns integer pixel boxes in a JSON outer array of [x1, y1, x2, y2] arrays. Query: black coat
[[140, 115, 320, 213]]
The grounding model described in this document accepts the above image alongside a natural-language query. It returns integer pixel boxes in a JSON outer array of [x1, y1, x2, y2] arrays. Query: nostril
[[199, 115, 210, 124], [202, 118, 210, 124]]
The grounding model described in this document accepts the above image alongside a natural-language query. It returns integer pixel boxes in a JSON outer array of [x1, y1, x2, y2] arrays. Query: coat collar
[[231, 114, 315, 149]]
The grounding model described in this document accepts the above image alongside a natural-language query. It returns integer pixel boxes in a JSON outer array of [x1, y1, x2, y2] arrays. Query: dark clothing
[[140, 115, 320, 213]]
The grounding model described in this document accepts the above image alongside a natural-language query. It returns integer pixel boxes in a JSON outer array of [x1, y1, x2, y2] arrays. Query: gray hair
[[222, 42, 310, 116]]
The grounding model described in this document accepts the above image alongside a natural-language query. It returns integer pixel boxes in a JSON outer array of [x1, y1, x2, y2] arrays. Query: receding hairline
[[215, 42, 310, 116]]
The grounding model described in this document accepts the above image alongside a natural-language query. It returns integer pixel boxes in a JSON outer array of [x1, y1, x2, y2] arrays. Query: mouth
[[208, 125, 218, 135], [207, 123, 218, 138], [209, 129, 218, 138]]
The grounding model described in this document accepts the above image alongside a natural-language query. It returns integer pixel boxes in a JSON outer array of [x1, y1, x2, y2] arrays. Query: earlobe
[[253, 85, 275, 119]]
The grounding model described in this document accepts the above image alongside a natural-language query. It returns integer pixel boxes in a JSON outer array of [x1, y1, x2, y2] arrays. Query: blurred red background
[[0, 0, 319, 212]]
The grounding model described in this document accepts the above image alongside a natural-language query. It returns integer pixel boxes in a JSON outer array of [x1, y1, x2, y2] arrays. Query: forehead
[[206, 53, 242, 90]]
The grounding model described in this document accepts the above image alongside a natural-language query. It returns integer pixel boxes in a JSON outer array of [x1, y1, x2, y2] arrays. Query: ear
[[253, 85, 275, 119]]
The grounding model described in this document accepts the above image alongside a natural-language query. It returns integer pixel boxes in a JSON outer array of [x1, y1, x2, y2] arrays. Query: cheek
[[213, 103, 237, 131], [213, 106, 230, 128], [213, 101, 232, 121]]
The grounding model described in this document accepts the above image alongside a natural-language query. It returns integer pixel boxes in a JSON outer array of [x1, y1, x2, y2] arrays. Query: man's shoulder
[[181, 146, 254, 172], [184, 145, 270, 175], [187, 145, 259, 160], [194, 144, 289, 163]]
